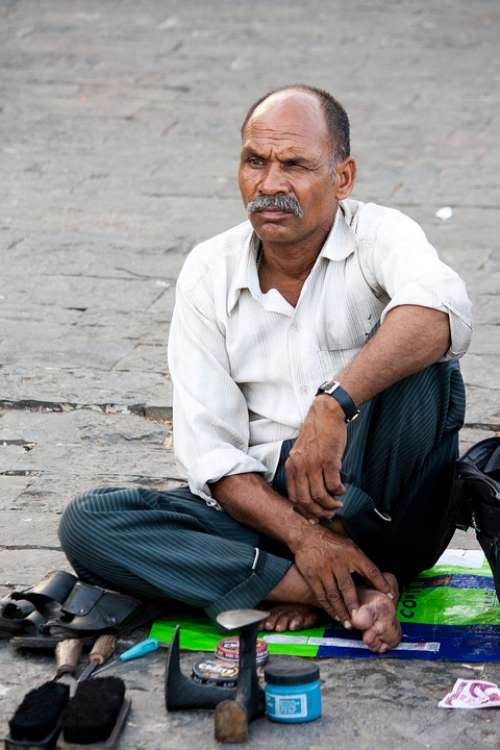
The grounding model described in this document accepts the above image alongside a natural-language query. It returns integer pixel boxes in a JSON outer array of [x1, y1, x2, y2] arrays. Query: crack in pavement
[[0, 398, 170, 416], [0, 545, 61, 551], [0, 440, 36, 451]]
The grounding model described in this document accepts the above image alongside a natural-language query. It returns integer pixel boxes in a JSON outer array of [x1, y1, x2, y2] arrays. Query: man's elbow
[[435, 310, 452, 359]]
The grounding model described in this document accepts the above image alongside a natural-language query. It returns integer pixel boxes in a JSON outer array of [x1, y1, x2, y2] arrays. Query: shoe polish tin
[[264, 660, 321, 723], [216, 636, 269, 665], [191, 658, 238, 688]]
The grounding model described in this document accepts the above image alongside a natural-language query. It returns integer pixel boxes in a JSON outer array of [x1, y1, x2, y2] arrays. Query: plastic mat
[[149, 550, 500, 661]]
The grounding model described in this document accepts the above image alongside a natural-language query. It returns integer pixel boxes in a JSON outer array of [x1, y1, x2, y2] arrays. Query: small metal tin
[[265, 660, 321, 723], [215, 636, 269, 666], [191, 659, 239, 688]]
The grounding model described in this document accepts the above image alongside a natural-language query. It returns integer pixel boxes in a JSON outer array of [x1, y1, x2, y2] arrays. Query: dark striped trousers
[[59, 361, 465, 618]]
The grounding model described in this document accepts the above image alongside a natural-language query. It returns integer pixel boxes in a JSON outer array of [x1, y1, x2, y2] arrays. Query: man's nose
[[257, 162, 289, 195]]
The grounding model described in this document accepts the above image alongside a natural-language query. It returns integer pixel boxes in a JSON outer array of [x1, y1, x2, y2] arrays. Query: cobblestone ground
[[1, 1, 499, 748]]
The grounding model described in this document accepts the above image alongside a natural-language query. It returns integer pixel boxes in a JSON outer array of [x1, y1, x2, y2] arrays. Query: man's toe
[[363, 630, 383, 651], [275, 614, 292, 632], [350, 604, 374, 631], [264, 614, 279, 630]]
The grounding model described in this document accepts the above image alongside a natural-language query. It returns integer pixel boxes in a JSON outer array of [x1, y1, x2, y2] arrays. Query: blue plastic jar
[[264, 660, 321, 723]]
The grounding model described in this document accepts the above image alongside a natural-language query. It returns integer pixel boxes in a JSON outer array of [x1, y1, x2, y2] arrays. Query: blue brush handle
[[119, 638, 160, 662]]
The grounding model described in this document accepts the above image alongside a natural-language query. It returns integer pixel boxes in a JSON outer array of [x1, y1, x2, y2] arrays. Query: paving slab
[[1, 1, 499, 748], [0, 370, 172, 410]]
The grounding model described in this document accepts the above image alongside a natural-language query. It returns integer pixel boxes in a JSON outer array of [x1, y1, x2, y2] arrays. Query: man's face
[[239, 91, 340, 246]]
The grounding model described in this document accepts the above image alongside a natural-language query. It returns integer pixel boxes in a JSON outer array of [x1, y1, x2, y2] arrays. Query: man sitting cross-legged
[[59, 85, 472, 653]]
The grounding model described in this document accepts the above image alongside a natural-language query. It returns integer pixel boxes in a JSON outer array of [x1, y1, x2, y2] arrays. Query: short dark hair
[[241, 84, 350, 163]]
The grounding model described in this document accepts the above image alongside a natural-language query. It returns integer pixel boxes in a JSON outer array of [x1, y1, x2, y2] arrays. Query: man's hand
[[291, 524, 392, 624], [285, 394, 347, 521]]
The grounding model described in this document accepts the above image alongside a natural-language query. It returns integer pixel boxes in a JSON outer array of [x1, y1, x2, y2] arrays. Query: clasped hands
[[285, 394, 392, 624]]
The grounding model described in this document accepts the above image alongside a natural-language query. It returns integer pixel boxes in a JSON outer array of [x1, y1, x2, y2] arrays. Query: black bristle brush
[[5, 638, 81, 749], [59, 677, 131, 750], [6, 681, 70, 749]]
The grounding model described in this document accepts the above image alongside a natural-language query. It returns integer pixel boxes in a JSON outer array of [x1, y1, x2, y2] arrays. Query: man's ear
[[334, 158, 356, 200]]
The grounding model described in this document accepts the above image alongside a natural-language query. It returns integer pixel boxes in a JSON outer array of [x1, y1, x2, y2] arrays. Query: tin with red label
[[216, 636, 269, 666]]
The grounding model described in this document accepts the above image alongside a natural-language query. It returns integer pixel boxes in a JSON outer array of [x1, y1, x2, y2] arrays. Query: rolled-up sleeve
[[363, 209, 472, 359], [168, 274, 267, 507]]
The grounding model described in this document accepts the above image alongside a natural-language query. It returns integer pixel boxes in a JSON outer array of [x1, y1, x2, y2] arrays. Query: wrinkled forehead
[[243, 90, 331, 151]]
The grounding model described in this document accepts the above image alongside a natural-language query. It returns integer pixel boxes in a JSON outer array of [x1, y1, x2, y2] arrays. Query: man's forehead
[[243, 90, 330, 145]]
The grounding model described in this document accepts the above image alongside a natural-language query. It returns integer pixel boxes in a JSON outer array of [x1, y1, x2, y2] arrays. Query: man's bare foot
[[349, 572, 401, 653], [263, 603, 327, 632]]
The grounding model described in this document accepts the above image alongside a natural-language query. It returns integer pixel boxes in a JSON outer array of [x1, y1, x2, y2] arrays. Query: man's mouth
[[255, 208, 291, 217]]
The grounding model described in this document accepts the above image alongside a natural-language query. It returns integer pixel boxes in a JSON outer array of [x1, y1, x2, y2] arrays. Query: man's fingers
[[287, 465, 334, 520], [286, 459, 314, 508], [309, 471, 343, 511], [318, 572, 351, 625], [335, 569, 360, 616], [294, 471, 316, 512], [296, 472, 312, 505], [356, 554, 393, 595], [285, 459, 298, 504], [324, 464, 346, 496], [315, 590, 343, 624]]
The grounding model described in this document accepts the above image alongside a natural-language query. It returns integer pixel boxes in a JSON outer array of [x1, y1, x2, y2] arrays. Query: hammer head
[[216, 609, 269, 632]]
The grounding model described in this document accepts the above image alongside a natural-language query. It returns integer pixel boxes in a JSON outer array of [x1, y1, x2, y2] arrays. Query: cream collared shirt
[[168, 199, 472, 507]]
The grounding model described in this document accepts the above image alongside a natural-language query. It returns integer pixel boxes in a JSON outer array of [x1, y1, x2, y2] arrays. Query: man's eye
[[247, 156, 264, 166]]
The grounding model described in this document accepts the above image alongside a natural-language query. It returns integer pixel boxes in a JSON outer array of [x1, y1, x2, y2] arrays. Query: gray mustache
[[247, 193, 304, 219]]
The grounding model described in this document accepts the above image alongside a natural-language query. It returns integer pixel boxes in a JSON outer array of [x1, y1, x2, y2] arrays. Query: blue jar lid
[[264, 659, 320, 686]]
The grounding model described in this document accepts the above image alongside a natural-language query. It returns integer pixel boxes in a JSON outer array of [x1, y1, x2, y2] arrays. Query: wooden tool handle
[[214, 700, 249, 743], [89, 634, 117, 666], [55, 639, 83, 676]]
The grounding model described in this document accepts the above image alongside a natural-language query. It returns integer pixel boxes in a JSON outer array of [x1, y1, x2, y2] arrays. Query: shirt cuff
[[380, 284, 472, 360], [188, 447, 269, 509]]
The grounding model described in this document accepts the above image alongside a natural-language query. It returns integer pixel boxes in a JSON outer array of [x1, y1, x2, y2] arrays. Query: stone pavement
[[1, 0, 499, 747]]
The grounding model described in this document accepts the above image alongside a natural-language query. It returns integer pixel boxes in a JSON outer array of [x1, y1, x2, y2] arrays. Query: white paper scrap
[[435, 206, 453, 220], [439, 679, 500, 709]]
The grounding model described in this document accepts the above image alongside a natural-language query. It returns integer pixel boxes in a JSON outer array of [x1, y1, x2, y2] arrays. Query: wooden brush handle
[[89, 634, 117, 666], [55, 639, 83, 676]]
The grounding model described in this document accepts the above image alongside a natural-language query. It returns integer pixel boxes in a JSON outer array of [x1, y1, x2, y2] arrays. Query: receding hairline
[[241, 85, 351, 162], [244, 87, 325, 126]]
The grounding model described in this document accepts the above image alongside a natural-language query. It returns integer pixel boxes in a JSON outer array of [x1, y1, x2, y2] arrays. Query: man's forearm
[[210, 472, 310, 553], [335, 304, 450, 407]]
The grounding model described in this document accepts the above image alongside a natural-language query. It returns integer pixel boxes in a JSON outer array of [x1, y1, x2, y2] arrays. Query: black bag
[[453, 437, 500, 603]]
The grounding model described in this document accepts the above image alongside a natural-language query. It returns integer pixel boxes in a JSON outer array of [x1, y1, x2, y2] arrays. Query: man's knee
[[58, 489, 105, 559]]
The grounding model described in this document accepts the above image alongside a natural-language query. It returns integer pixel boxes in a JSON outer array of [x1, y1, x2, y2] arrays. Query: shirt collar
[[227, 228, 260, 315], [227, 201, 356, 315], [319, 201, 357, 262]]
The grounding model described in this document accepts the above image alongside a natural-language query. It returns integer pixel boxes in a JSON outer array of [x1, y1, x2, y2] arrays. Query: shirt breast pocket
[[315, 257, 387, 365]]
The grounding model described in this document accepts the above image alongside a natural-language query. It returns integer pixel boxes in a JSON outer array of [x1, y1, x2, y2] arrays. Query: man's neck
[[259, 219, 333, 279], [257, 220, 334, 305]]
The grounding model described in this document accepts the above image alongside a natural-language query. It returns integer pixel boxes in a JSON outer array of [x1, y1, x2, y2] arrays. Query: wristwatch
[[315, 380, 360, 423]]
